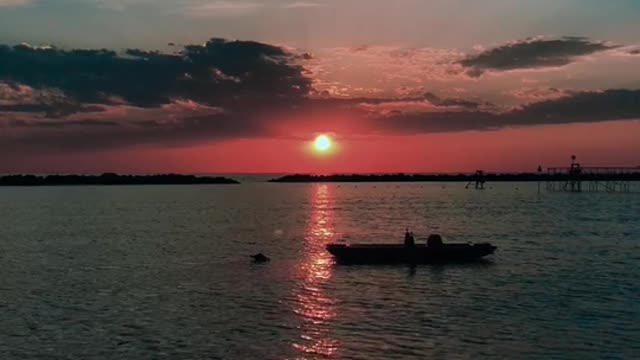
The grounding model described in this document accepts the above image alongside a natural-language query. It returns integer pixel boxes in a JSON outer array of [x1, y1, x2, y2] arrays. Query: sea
[[1, 178, 638, 359]]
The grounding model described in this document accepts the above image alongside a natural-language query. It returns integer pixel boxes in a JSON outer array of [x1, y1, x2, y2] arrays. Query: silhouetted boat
[[326, 236, 496, 264]]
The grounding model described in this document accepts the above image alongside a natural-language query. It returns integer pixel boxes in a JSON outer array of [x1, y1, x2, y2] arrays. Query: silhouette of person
[[404, 229, 415, 247]]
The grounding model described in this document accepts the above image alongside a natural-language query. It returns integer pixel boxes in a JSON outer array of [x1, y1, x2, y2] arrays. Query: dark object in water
[[251, 253, 270, 263], [326, 236, 496, 264]]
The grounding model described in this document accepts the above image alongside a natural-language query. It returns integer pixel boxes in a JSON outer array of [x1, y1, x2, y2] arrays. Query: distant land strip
[[0, 173, 240, 186], [269, 173, 640, 183]]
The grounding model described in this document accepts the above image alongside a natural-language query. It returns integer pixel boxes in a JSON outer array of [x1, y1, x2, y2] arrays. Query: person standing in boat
[[404, 229, 415, 247]]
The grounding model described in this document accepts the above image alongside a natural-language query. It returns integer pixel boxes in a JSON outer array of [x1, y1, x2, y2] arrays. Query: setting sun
[[314, 135, 332, 152]]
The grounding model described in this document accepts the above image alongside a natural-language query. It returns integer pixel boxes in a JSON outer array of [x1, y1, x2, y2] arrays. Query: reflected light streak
[[291, 184, 339, 358]]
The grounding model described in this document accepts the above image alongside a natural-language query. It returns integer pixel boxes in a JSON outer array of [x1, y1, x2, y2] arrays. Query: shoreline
[[0, 173, 240, 186], [268, 173, 640, 183], [3, 172, 639, 185]]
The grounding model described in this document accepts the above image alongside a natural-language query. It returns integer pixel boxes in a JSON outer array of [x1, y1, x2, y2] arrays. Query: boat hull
[[326, 243, 496, 264]]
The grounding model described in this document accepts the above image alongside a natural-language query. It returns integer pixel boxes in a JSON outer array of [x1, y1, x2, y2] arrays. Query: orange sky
[[2, 5, 640, 174], [6, 119, 637, 174]]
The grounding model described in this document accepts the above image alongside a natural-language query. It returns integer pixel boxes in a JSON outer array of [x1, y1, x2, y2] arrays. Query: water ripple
[[0, 183, 638, 359]]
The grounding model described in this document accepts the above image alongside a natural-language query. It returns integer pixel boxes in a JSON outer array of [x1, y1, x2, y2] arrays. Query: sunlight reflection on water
[[291, 184, 338, 358]]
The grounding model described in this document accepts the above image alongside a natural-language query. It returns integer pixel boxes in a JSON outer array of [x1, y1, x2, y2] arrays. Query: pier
[[544, 156, 638, 192], [465, 170, 486, 190]]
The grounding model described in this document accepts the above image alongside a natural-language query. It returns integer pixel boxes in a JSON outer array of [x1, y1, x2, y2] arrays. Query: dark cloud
[[460, 37, 616, 76], [4, 89, 639, 154], [510, 89, 640, 124], [0, 36, 313, 155], [0, 37, 311, 154], [0, 103, 104, 117], [0, 89, 494, 153], [381, 89, 640, 133], [308, 92, 489, 111], [1, 37, 639, 155], [0, 111, 269, 152], [8, 119, 120, 128], [0, 38, 310, 109], [421, 92, 486, 109]]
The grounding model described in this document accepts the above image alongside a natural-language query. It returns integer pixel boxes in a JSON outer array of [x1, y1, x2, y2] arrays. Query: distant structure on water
[[465, 170, 486, 190], [545, 155, 636, 193]]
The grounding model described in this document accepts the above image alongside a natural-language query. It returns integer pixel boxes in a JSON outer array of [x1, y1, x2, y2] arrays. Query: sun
[[314, 134, 332, 152]]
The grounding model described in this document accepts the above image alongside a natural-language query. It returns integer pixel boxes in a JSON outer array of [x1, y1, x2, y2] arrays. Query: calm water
[[0, 182, 638, 359]]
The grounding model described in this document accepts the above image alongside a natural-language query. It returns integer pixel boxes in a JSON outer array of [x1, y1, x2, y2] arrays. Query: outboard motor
[[427, 234, 443, 247]]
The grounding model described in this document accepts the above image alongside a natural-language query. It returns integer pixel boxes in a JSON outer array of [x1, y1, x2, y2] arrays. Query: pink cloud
[[0, 82, 67, 106], [305, 45, 466, 98], [506, 87, 575, 101]]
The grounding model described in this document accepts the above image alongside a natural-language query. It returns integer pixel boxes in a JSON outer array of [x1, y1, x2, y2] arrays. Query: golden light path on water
[[290, 184, 339, 359]]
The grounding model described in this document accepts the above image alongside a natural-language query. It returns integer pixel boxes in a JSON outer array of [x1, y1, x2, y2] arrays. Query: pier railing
[[545, 166, 639, 192]]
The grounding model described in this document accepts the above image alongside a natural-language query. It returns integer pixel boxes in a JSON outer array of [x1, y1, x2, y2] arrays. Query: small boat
[[326, 235, 496, 264]]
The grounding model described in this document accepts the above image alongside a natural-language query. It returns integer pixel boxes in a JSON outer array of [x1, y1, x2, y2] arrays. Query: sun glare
[[314, 135, 332, 152]]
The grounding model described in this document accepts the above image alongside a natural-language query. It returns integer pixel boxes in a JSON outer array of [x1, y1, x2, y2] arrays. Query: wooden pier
[[544, 156, 638, 192]]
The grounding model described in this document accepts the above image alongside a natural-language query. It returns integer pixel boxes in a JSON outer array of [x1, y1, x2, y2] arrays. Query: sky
[[1, 0, 639, 173]]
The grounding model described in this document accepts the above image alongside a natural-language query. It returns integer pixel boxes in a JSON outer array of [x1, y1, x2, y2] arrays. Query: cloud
[[0, 37, 312, 152], [88, 0, 157, 11], [283, 2, 323, 9], [0, 39, 310, 109], [314, 92, 493, 116], [305, 91, 487, 107], [306, 46, 465, 98], [506, 87, 575, 101], [378, 89, 640, 133], [9, 118, 120, 128], [5, 86, 639, 153], [0, 81, 103, 117], [1, 100, 252, 152], [2, 37, 640, 154], [181, 1, 263, 17], [459, 37, 617, 77], [507, 89, 640, 125], [179, 0, 324, 17]]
